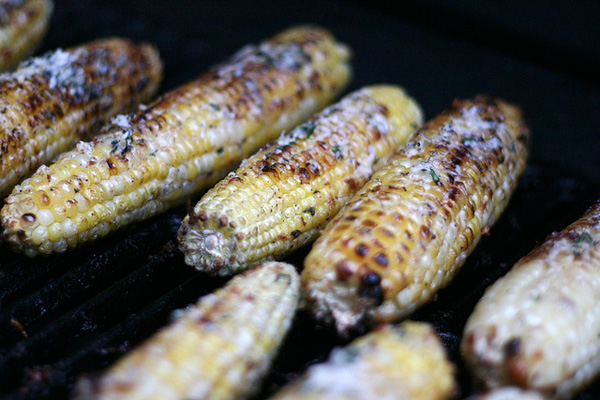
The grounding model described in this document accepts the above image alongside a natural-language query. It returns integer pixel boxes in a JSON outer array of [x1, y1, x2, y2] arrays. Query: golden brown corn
[[466, 388, 547, 400], [73, 261, 300, 400], [0, 0, 52, 71], [269, 321, 456, 400], [303, 96, 530, 334], [178, 85, 423, 275], [462, 201, 600, 399], [0, 38, 163, 195], [1, 25, 351, 257]]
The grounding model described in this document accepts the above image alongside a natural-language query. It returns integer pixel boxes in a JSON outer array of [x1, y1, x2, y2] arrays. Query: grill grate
[[1, 165, 599, 399]]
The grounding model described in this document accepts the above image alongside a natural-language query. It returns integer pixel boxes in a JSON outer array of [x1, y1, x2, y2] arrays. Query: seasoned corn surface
[[1, 25, 351, 256], [269, 321, 456, 400], [303, 96, 529, 334], [0, 0, 52, 71], [462, 201, 600, 399], [0, 38, 163, 195], [74, 261, 300, 400], [178, 85, 423, 275], [466, 387, 547, 400]]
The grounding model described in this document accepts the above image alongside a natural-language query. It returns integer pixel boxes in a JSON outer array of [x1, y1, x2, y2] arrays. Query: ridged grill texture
[[1, 25, 351, 256], [269, 321, 456, 400], [462, 201, 600, 399], [73, 261, 300, 400], [178, 85, 423, 275], [0, 0, 52, 71], [0, 37, 163, 194], [303, 96, 530, 334]]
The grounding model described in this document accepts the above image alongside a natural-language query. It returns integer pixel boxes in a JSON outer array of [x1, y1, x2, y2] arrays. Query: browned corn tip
[[462, 201, 600, 399], [269, 321, 456, 400], [302, 96, 530, 334], [1, 25, 350, 257], [0, 37, 163, 195], [178, 85, 423, 275], [0, 0, 53, 71], [74, 261, 300, 400]]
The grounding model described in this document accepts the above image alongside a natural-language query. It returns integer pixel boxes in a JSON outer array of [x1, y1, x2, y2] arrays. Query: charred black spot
[[358, 272, 384, 305], [504, 337, 521, 358], [298, 167, 310, 183], [21, 213, 36, 223], [373, 253, 389, 267], [304, 207, 316, 216], [290, 230, 301, 238], [355, 243, 369, 257]]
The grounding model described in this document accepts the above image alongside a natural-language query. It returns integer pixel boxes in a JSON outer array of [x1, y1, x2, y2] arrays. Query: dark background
[[1, 1, 599, 398]]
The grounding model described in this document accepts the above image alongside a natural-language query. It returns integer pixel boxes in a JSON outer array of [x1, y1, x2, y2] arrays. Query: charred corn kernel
[[0, 0, 52, 71], [2, 26, 351, 256], [73, 261, 300, 400], [303, 96, 530, 334], [269, 321, 456, 400], [178, 85, 423, 275], [466, 388, 547, 400], [0, 38, 163, 195], [462, 201, 600, 400]]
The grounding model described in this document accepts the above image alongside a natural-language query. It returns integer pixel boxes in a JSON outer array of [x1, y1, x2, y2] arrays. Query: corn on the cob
[[0, 38, 163, 195], [466, 388, 546, 400], [0, 0, 52, 71], [73, 261, 300, 400], [461, 201, 600, 399], [303, 96, 530, 334], [178, 85, 423, 275], [269, 321, 456, 400], [1, 25, 351, 257]]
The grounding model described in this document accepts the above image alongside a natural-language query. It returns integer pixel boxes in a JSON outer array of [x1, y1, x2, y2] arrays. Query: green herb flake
[[149, 150, 158, 156], [462, 137, 477, 144], [429, 169, 440, 183], [302, 121, 316, 138], [332, 144, 343, 160], [574, 232, 594, 244], [216, 147, 224, 154], [208, 103, 220, 111]]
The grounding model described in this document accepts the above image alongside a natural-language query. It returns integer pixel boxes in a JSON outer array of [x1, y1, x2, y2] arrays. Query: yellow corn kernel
[[303, 96, 530, 334], [73, 261, 300, 400], [0, 37, 163, 195], [178, 85, 423, 275], [0, 0, 52, 71], [2, 25, 351, 256], [462, 201, 600, 399], [269, 321, 456, 400]]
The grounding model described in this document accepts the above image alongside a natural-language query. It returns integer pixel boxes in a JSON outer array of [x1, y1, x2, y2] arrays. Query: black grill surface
[[1, 1, 599, 399]]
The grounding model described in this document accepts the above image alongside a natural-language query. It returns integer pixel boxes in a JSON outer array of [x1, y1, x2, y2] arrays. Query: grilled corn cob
[[462, 201, 600, 399], [0, 0, 52, 71], [269, 321, 456, 400], [178, 85, 423, 275], [303, 96, 529, 334], [1, 25, 351, 256], [74, 261, 300, 400], [466, 388, 546, 400], [0, 38, 163, 195]]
